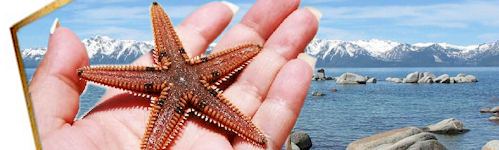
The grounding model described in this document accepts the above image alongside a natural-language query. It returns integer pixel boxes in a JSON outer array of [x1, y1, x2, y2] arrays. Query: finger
[[177, 1, 238, 57], [222, 8, 319, 117], [29, 27, 89, 138], [233, 59, 312, 150], [100, 1, 236, 100], [213, 0, 300, 51]]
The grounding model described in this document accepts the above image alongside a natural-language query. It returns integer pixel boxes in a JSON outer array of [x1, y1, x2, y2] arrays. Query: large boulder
[[482, 140, 499, 150], [407, 139, 447, 150], [418, 75, 434, 83], [347, 127, 447, 150], [290, 131, 312, 150], [434, 74, 449, 83], [465, 75, 478, 82], [347, 127, 420, 150], [424, 118, 469, 134], [452, 73, 478, 83], [388, 132, 444, 150], [403, 72, 420, 83], [336, 72, 368, 84]]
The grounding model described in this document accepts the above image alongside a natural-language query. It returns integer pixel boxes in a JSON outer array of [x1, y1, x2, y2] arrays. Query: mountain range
[[22, 35, 499, 68]]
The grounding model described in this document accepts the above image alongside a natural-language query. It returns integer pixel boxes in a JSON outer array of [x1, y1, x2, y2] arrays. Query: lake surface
[[25, 67, 499, 150]]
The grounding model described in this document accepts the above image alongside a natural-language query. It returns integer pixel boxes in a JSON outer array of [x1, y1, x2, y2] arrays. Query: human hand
[[30, 0, 319, 149]]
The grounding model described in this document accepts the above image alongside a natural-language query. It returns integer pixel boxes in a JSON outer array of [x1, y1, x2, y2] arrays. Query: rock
[[391, 78, 403, 83], [347, 127, 448, 150], [454, 76, 469, 83], [417, 75, 434, 83], [489, 116, 499, 121], [424, 118, 469, 134], [331, 88, 338, 92], [481, 106, 499, 113], [440, 77, 450, 84], [482, 140, 499, 150], [449, 77, 457, 84], [312, 91, 325, 96], [314, 68, 327, 80], [465, 75, 478, 82], [290, 142, 300, 150], [388, 132, 439, 149], [456, 73, 466, 77], [491, 106, 499, 113], [336, 72, 368, 84], [434, 74, 449, 83], [423, 72, 436, 78], [290, 131, 312, 150], [367, 78, 377, 83], [481, 107, 492, 113], [407, 140, 447, 150], [347, 127, 423, 150], [403, 72, 420, 83]]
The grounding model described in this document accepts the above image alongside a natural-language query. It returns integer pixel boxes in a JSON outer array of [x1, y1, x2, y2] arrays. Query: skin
[[30, 0, 318, 149]]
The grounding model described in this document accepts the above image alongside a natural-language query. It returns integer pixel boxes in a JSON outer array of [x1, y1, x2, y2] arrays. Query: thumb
[[29, 26, 89, 138]]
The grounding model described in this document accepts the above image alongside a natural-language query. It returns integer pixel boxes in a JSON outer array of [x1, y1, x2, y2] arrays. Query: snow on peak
[[351, 39, 400, 56], [82, 35, 153, 59], [413, 42, 478, 51]]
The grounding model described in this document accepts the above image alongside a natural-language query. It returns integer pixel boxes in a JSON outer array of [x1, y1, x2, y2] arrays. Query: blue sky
[[17, 0, 499, 49]]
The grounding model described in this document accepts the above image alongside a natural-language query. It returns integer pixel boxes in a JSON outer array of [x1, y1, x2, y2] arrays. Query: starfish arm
[[150, 2, 187, 67], [142, 86, 190, 150], [77, 65, 166, 97], [192, 88, 267, 147], [193, 43, 262, 88]]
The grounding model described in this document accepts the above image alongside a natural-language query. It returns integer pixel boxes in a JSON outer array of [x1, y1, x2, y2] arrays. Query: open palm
[[30, 0, 319, 149]]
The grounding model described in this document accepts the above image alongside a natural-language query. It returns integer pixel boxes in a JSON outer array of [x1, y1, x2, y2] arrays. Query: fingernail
[[304, 7, 322, 21], [297, 53, 317, 71], [50, 18, 60, 35], [220, 1, 239, 14]]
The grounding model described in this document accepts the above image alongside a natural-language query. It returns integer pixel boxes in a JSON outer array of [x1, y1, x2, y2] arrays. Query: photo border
[[10, 0, 71, 149]]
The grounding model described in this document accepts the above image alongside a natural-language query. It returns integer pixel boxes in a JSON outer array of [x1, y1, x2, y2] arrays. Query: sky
[[17, 0, 499, 49]]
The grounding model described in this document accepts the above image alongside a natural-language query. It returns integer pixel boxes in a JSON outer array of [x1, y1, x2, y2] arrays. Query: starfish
[[77, 2, 267, 150]]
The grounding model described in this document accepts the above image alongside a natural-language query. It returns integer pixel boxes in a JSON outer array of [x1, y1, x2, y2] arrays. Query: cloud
[[317, 0, 499, 28], [79, 26, 152, 41], [317, 27, 366, 40], [66, 6, 149, 25]]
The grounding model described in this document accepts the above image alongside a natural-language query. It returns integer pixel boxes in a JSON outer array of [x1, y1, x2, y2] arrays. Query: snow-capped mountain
[[305, 39, 499, 67], [21, 35, 499, 68], [22, 35, 154, 68]]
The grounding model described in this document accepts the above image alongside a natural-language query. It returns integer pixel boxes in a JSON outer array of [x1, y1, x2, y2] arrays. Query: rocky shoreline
[[312, 69, 478, 84], [347, 118, 469, 150], [386, 72, 478, 84], [288, 118, 499, 150]]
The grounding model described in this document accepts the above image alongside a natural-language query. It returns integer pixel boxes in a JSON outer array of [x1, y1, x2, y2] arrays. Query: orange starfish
[[77, 2, 266, 150]]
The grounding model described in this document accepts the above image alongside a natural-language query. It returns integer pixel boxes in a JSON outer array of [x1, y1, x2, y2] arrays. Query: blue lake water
[[25, 67, 498, 150]]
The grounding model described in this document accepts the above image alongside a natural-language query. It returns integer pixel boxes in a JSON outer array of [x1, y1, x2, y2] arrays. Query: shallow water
[[25, 67, 499, 149], [299, 67, 499, 150]]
